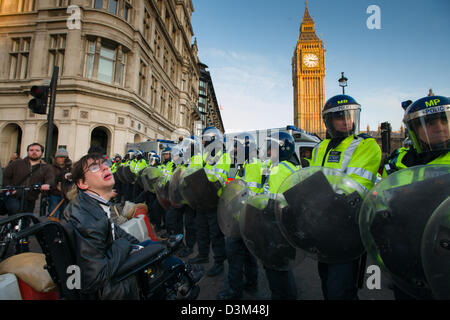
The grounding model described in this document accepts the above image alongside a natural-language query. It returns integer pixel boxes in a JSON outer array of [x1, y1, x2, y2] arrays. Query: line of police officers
[[110, 92, 449, 300]]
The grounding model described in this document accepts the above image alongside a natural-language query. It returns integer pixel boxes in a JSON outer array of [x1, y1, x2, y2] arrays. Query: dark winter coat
[[2, 157, 55, 202], [64, 191, 140, 299], [50, 158, 72, 196]]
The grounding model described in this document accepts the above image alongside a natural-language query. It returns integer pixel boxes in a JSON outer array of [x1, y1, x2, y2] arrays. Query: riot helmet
[[161, 147, 172, 163], [322, 95, 361, 138], [403, 95, 449, 154], [265, 131, 295, 162], [135, 150, 144, 160], [127, 149, 135, 160], [114, 154, 122, 162], [202, 126, 223, 148]]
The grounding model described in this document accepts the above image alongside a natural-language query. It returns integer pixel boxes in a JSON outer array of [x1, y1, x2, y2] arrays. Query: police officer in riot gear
[[178, 137, 202, 258], [217, 132, 260, 300], [381, 95, 449, 299], [310, 94, 381, 300], [384, 95, 449, 177], [188, 127, 229, 277], [259, 131, 299, 300]]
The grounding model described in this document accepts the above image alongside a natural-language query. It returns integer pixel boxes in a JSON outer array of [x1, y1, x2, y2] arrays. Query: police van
[[224, 125, 321, 160], [125, 139, 176, 159], [224, 125, 322, 177]]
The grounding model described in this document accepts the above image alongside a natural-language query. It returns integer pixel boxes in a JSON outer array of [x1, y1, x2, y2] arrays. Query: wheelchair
[[8, 215, 202, 300], [0, 213, 40, 261]]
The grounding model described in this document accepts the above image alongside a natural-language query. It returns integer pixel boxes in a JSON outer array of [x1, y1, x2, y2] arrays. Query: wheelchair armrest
[[113, 243, 165, 284], [12, 221, 58, 240], [0, 213, 40, 226]]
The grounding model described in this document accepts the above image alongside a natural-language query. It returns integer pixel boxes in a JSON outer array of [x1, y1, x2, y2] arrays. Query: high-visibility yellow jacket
[[310, 134, 382, 192]]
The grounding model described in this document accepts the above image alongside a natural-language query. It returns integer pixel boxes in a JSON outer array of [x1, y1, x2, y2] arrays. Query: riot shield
[[421, 196, 450, 300], [240, 194, 305, 271], [217, 179, 250, 238], [179, 167, 221, 214], [140, 167, 163, 193], [359, 165, 450, 299], [115, 165, 127, 184], [122, 165, 136, 184], [135, 170, 145, 190], [169, 166, 187, 208], [155, 175, 171, 211], [275, 167, 366, 264]]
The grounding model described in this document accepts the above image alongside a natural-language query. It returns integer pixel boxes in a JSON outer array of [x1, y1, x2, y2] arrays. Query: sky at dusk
[[191, 0, 450, 133]]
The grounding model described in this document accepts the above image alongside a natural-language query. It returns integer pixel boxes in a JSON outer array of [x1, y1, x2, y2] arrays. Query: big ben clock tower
[[292, 1, 326, 137]]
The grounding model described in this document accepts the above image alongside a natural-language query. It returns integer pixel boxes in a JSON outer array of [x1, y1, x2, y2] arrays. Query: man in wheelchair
[[60, 152, 203, 300]]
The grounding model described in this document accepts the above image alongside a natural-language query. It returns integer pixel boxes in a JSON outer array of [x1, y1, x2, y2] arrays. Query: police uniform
[[262, 156, 299, 300], [382, 95, 450, 300], [218, 156, 262, 299], [188, 128, 229, 277], [311, 95, 382, 300]]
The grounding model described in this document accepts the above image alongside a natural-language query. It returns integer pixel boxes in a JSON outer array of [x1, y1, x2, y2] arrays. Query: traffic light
[[28, 85, 49, 114]]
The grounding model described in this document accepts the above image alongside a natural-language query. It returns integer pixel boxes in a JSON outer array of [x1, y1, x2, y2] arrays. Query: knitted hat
[[55, 148, 68, 158]]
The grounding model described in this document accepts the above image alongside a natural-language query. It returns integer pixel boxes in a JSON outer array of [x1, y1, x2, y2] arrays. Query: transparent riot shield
[[169, 166, 187, 208], [217, 179, 250, 238], [179, 167, 221, 214], [240, 194, 305, 271], [421, 196, 450, 300], [359, 165, 450, 299], [275, 167, 366, 264], [140, 167, 163, 193], [155, 174, 171, 211]]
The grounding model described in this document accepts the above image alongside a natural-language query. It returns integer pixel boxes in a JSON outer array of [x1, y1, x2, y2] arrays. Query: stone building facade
[[0, 0, 202, 166]]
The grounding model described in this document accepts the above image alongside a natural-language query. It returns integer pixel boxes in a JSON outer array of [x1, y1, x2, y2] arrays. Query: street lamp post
[[338, 72, 348, 94]]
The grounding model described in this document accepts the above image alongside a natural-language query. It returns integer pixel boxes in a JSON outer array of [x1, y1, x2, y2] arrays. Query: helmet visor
[[406, 108, 450, 153], [324, 108, 360, 138]]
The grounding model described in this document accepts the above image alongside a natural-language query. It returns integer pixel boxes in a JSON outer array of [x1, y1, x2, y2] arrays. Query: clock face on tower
[[303, 53, 319, 68]]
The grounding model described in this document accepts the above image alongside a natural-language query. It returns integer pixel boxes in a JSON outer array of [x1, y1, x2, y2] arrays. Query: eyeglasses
[[85, 159, 109, 173]]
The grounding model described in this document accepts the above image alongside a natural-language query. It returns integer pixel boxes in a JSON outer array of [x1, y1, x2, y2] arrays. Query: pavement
[[176, 242, 395, 300], [17, 199, 395, 301]]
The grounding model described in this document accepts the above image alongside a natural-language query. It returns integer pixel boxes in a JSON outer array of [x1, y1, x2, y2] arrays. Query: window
[[48, 34, 66, 76], [94, 0, 102, 9], [181, 73, 186, 91], [143, 9, 151, 43], [98, 46, 115, 83], [160, 86, 166, 115], [151, 76, 158, 109], [199, 81, 206, 96], [163, 48, 168, 72], [170, 58, 175, 81], [86, 40, 95, 78], [199, 96, 206, 106], [138, 60, 147, 97], [124, 1, 131, 22], [108, 0, 117, 14], [10, 37, 30, 80], [118, 49, 126, 86], [85, 38, 127, 85], [168, 96, 173, 122], [154, 32, 161, 58], [179, 106, 184, 127], [1, 0, 33, 13]]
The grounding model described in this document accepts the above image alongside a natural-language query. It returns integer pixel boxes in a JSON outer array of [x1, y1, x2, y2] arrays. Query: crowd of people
[[0, 92, 448, 300]]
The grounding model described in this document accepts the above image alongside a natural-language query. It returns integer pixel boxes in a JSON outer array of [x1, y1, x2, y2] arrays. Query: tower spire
[[299, 0, 318, 41]]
